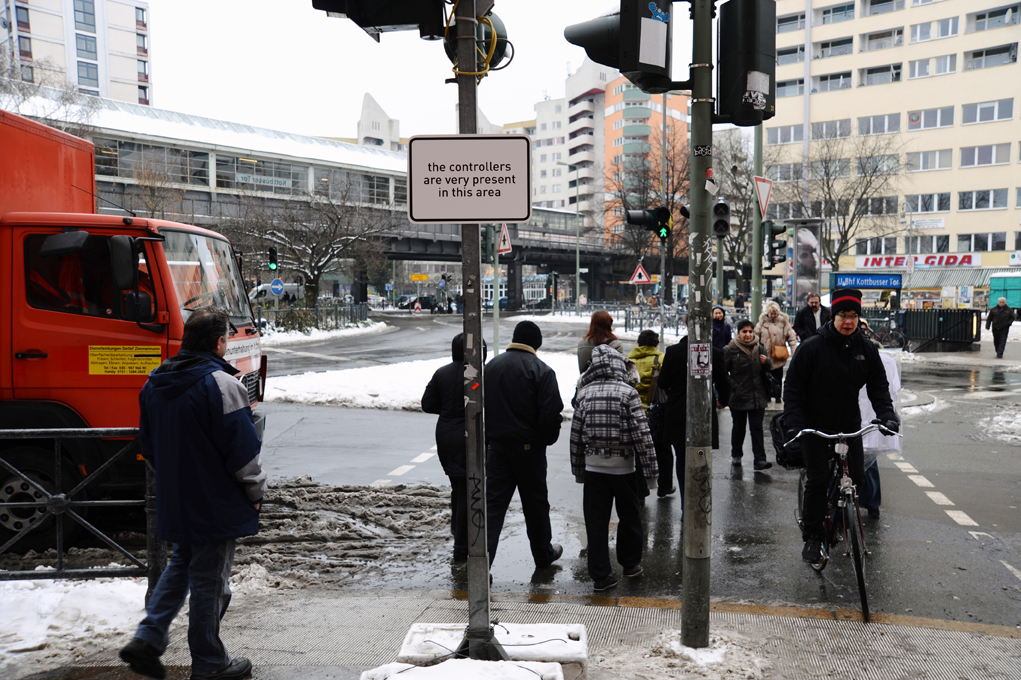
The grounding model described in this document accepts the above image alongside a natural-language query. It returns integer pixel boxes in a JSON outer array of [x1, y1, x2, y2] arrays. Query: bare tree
[[128, 150, 186, 219], [712, 130, 757, 295], [767, 128, 903, 272], [0, 48, 99, 138]]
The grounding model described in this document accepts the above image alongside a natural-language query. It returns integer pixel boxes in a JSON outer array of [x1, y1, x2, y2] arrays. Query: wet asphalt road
[[258, 314, 1021, 628]]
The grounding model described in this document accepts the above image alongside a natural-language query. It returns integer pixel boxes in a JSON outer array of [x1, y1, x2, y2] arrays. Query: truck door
[[12, 228, 169, 428]]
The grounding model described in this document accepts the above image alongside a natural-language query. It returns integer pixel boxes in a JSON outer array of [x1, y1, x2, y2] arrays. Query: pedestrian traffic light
[[268, 247, 278, 271], [310, 0, 446, 41], [626, 207, 672, 239], [564, 1, 674, 93], [715, 0, 776, 127], [712, 200, 732, 238], [764, 220, 788, 266], [480, 226, 495, 264]]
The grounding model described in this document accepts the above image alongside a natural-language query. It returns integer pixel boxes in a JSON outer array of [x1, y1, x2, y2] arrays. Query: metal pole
[[575, 168, 580, 316], [683, 0, 715, 650], [716, 236, 724, 303], [661, 92, 667, 337], [751, 124, 763, 320], [493, 234, 500, 356], [454, 0, 506, 661]]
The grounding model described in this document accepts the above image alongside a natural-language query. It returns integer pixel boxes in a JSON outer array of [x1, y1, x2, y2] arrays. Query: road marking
[[925, 491, 955, 506], [263, 347, 350, 361], [908, 475, 934, 488], [388, 465, 415, 476], [369, 479, 391, 487], [430, 445, 437, 450], [895, 462, 919, 473], [1002, 561, 1021, 582], [411, 452, 435, 463], [945, 510, 978, 526], [969, 531, 995, 541], [886, 453, 903, 461]]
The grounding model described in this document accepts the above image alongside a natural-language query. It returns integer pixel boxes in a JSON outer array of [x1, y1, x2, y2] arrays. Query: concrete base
[[397, 623, 587, 680], [361, 659, 564, 679]]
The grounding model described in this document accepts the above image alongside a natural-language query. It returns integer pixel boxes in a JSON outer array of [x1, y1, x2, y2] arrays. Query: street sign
[[753, 176, 773, 217], [629, 264, 651, 285], [270, 278, 284, 296], [497, 223, 513, 254], [385, 284, 393, 291], [407, 135, 532, 224], [438, 279, 446, 287], [410, 273, 429, 282]]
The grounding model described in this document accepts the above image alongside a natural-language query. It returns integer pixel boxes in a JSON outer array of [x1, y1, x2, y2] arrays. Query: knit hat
[[830, 288, 863, 316], [512, 321, 543, 350], [712, 305, 725, 314]]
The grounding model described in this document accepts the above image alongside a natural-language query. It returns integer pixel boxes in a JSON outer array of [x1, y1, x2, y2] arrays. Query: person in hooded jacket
[[755, 300, 798, 405], [421, 333, 487, 563], [120, 307, 265, 680], [724, 319, 773, 470], [571, 345, 659, 591], [712, 306, 732, 351]]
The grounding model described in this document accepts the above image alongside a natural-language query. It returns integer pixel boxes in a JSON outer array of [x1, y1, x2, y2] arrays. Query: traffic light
[[310, 1, 446, 41], [268, 246, 278, 271], [480, 226, 495, 264], [626, 207, 672, 239], [716, 0, 776, 126], [564, 1, 673, 93], [764, 221, 788, 266], [712, 200, 731, 238]]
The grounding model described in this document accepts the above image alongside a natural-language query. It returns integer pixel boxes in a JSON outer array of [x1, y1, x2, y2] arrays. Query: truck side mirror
[[123, 291, 154, 323], [110, 235, 138, 292], [40, 230, 90, 258]]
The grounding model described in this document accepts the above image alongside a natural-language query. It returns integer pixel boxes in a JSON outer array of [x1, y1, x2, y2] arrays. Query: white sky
[[144, 1, 693, 139]]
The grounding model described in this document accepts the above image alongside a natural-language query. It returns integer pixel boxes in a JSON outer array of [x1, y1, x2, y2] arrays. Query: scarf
[[731, 334, 758, 359]]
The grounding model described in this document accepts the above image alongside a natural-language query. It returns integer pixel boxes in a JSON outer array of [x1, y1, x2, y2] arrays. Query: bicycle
[[790, 421, 899, 622], [866, 324, 906, 350]]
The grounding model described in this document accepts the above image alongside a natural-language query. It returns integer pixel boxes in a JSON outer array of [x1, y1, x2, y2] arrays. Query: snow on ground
[[1009, 323, 1021, 342], [978, 403, 1021, 444], [589, 629, 770, 679], [902, 397, 949, 418], [260, 321, 390, 347]]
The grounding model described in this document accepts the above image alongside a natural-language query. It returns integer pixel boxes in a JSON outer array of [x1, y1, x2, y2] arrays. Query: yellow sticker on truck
[[88, 346, 163, 375]]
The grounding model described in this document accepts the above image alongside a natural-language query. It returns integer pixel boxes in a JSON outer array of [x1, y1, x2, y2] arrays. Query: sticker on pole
[[689, 342, 711, 377], [754, 176, 773, 217], [497, 223, 513, 254], [630, 264, 651, 285]]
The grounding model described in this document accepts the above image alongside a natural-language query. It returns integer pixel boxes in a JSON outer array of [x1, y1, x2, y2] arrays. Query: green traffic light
[[658, 227, 669, 239], [268, 263, 277, 270]]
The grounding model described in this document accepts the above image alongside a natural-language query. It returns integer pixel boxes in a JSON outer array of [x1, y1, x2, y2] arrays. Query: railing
[[255, 301, 369, 332], [903, 309, 981, 352], [0, 428, 165, 599]]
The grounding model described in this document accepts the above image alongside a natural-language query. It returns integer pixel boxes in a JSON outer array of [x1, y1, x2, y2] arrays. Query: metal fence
[[903, 309, 982, 352], [255, 302, 369, 332], [0, 428, 165, 598]]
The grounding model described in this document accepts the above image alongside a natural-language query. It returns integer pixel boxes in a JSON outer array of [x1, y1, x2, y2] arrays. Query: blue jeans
[[136, 540, 235, 675]]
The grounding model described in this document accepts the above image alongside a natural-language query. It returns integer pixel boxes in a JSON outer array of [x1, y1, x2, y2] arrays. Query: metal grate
[[242, 371, 260, 404]]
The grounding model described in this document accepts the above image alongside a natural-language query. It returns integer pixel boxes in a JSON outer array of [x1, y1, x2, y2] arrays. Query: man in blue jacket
[[120, 307, 265, 680]]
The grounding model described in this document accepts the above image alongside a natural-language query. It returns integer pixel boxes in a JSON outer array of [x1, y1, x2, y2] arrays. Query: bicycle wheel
[[887, 330, 906, 349], [845, 501, 869, 621]]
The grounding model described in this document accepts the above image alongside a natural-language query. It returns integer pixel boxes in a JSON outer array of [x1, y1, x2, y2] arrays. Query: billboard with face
[[795, 224, 821, 308]]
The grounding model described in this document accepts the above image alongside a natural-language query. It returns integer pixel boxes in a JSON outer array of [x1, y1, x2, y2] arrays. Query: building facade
[[771, 0, 1021, 305]]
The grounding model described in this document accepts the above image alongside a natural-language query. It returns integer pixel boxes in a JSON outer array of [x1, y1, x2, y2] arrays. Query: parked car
[[399, 295, 439, 312], [483, 296, 509, 310]]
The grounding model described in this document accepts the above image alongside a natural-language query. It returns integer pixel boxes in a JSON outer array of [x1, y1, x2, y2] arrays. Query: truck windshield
[[163, 230, 251, 322]]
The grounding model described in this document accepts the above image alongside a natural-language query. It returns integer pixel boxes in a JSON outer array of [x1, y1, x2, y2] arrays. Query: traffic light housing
[[716, 0, 776, 126], [268, 246, 278, 271], [626, 207, 672, 239], [310, 0, 446, 41], [480, 226, 495, 264], [764, 220, 788, 266], [712, 200, 732, 238], [565, 1, 674, 93]]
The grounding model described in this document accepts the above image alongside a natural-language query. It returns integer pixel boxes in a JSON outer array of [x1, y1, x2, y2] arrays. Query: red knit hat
[[830, 288, 863, 316]]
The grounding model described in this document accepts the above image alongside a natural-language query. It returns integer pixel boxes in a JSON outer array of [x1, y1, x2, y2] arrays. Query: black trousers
[[449, 475, 468, 560], [992, 327, 1009, 357], [770, 367, 785, 401], [486, 442, 556, 566], [583, 470, 644, 580], [801, 437, 865, 542], [731, 409, 766, 463]]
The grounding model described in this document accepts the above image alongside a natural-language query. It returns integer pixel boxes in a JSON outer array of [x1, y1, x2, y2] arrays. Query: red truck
[[0, 110, 265, 552]]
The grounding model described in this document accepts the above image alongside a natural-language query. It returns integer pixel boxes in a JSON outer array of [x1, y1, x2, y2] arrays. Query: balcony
[[138, 97, 150, 106], [568, 116, 594, 134], [622, 124, 652, 136], [569, 99, 594, 115], [136, 20, 147, 30], [622, 89, 651, 102], [568, 149, 596, 164], [863, 35, 903, 52], [622, 106, 652, 119], [137, 46, 148, 56], [622, 142, 651, 154], [568, 133, 595, 149], [138, 72, 149, 82]]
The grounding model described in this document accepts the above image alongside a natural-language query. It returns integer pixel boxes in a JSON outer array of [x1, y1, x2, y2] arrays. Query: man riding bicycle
[[783, 288, 900, 565]]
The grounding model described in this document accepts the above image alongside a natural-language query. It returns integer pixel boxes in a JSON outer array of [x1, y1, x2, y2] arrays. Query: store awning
[[905, 267, 1018, 289]]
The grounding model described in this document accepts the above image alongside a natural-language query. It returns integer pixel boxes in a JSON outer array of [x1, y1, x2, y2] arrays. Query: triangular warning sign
[[630, 264, 651, 285], [754, 176, 773, 218], [497, 223, 513, 254]]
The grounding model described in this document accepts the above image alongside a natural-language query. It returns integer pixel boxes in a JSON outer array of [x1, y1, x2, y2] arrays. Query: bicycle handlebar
[[785, 422, 902, 447]]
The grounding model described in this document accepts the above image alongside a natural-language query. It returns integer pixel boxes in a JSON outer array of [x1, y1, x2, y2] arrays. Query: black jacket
[[793, 304, 831, 341], [783, 322, 897, 436], [484, 343, 563, 446], [986, 304, 1016, 331], [723, 341, 770, 411], [657, 338, 730, 449], [422, 335, 486, 477]]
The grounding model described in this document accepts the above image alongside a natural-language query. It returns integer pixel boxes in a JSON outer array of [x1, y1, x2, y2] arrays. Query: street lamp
[[557, 161, 581, 316], [900, 203, 915, 309]]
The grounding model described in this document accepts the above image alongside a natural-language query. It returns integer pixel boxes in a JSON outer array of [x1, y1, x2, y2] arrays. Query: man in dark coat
[[121, 307, 265, 680], [484, 321, 564, 568], [784, 289, 899, 565], [985, 296, 1016, 359], [421, 334, 486, 562], [792, 292, 830, 341]]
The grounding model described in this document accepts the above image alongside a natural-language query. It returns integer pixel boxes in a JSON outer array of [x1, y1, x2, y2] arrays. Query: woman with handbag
[[755, 300, 798, 405], [724, 320, 773, 471], [627, 330, 673, 496]]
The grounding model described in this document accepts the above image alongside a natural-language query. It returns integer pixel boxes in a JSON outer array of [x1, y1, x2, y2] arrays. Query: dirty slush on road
[[0, 477, 455, 590]]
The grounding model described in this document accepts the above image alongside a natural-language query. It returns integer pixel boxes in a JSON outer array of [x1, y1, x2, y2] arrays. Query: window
[[1017, 187, 1021, 208], [137, 60, 148, 81], [540, 123, 547, 131], [552, 153, 562, 161], [961, 143, 1011, 167], [539, 154, 547, 163], [958, 233, 1008, 252], [553, 168, 562, 177], [135, 6, 147, 28], [906, 149, 952, 171], [77, 61, 99, 88], [976, 5, 1020, 31], [19, 36, 32, 59], [810, 159, 850, 179], [966, 44, 1019, 70], [963, 99, 1013, 123], [21, 65, 33, 83], [906, 235, 950, 253], [15, 6, 29, 31], [75, 0, 95, 32], [934, 54, 957, 74], [552, 121, 562, 129], [817, 72, 852, 91], [76, 34, 97, 60], [865, 29, 903, 51], [138, 86, 149, 105], [958, 189, 1009, 210], [862, 64, 901, 85], [857, 197, 898, 216], [811, 119, 851, 139], [552, 184, 561, 193], [908, 106, 954, 130], [778, 13, 806, 33], [906, 193, 952, 213], [766, 163, 804, 182], [218, 156, 310, 196], [767, 124, 804, 145], [555, 105, 562, 114], [820, 38, 853, 58], [868, 0, 905, 15], [858, 113, 900, 135], [911, 22, 931, 42], [855, 236, 898, 254], [778, 45, 805, 64], [777, 79, 804, 97], [822, 4, 854, 24], [137, 34, 148, 55], [539, 170, 547, 179], [810, 199, 850, 218], [539, 186, 547, 194], [936, 17, 959, 37], [858, 155, 899, 175], [912, 0, 944, 5], [909, 59, 930, 78], [766, 203, 808, 220]]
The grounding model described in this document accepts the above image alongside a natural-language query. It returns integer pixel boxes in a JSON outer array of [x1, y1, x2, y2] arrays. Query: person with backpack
[[723, 319, 773, 471], [628, 330, 673, 495]]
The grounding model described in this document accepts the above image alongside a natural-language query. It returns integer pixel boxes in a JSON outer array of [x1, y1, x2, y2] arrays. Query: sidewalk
[[25, 589, 1021, 680]]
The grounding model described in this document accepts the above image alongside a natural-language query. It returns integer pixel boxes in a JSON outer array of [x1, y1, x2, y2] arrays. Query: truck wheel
[[0, 447, 87, 555]]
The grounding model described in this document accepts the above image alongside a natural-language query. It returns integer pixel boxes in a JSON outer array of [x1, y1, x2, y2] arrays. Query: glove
[[872, 417, 899, 434], [575, 474, 585, 485], [785, 440, 803, 460]]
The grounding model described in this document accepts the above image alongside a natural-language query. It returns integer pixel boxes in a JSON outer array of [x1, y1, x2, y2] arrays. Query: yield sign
[[630, 264, 651, 285], [754, 176, 773, 217], [497, 223, 513, 254]]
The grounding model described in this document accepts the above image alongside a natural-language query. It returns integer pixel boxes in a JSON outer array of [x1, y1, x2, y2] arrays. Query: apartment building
[[770, 0, 1021, 302], [1, 0, 152, 105]]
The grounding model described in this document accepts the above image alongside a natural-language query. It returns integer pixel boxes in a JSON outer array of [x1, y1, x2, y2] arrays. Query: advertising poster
[[795, 223, 821, 307]]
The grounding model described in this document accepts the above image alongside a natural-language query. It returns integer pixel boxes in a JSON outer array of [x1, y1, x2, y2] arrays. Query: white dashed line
[[925, 491, 955, 506], [886, 453, 903, 461], [1002, 561, 1021, 582], [908, 475, 935, 488], [894, 462, 919, 473], [369, 479, 391, 487], [411, 452, 435, 463], [387, 465, 415, 476], [945, 510, 979, 526]]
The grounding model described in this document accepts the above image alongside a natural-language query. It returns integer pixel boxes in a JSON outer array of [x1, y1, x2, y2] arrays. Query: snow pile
[[978, 403, 1021, 444], [1008, 323, 1021, 343], [260, 321, 390, 346], [361, 659, 564, 679], [902, 398, 948, 417], [590, 630, 770, 679]]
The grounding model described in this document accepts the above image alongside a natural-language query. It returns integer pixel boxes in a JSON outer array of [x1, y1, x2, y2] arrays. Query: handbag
[[647, 355, 669, 405], [763, 371, 782, 400], [771, 344, 789, 361]]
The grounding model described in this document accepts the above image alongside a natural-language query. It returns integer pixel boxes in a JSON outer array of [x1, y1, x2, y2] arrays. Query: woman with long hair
[[578, 310, 624, 372], [754, 300, 798, 404]]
